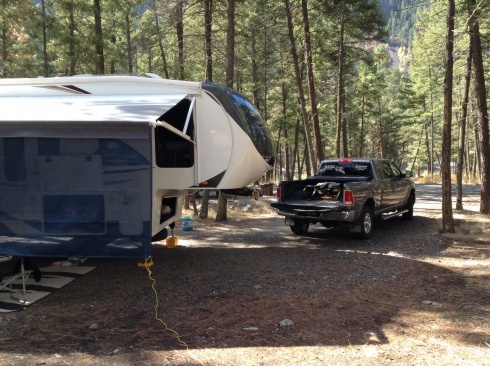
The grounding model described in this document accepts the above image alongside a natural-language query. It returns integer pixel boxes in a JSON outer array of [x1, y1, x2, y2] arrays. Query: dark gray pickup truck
[[271, 158, 416, 239]]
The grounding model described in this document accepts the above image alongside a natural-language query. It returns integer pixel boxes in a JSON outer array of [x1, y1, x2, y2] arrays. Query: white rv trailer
[[0, 75, 274, 258]]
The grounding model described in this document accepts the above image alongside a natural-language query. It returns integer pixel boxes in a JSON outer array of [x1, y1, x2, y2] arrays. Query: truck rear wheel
[[290, 219, 310, 235], [356, 206, 373, 240]]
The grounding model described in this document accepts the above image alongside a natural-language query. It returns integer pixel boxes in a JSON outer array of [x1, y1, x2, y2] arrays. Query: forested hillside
[[1, 0, 489, 200], [380, 0, 422, 47]]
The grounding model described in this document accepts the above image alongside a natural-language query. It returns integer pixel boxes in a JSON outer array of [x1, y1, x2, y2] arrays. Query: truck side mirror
[[404, 170, 414, 178]]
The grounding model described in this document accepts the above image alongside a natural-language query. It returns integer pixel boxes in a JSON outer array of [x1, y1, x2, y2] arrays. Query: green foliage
[[380, 0, 426, 47], [3, 0, 487, 178]]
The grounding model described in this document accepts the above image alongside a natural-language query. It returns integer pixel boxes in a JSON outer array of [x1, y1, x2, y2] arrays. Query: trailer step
[[382, 210, 408, 220]]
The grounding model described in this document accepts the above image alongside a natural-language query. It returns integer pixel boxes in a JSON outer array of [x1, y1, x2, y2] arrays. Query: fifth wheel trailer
[[0, 75, 274, 258]]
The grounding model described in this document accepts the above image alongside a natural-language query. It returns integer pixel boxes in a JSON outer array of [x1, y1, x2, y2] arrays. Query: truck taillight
[[344, 189, 354, 206], [276, 186, 281, 202]]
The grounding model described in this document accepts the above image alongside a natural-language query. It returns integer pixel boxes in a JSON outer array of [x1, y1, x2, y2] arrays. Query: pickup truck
[[271, 158, 415, 239]]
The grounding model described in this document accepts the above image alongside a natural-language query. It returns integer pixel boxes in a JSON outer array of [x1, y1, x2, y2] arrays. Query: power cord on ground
[[143, 256, 206, 366]]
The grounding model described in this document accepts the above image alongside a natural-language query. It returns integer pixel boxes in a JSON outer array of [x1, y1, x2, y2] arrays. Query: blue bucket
[[182, 217, 193, 231]]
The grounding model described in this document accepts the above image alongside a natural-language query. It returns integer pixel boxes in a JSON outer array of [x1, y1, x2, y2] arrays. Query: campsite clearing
[[0, 184, 489, 366]]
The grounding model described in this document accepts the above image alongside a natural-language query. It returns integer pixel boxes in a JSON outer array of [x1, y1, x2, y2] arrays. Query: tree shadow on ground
[[0, 213, 488, 362]]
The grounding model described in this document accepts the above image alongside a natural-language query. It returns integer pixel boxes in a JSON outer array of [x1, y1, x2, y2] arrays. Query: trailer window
[[155, 99, 194, 168], [3, 138, 26, 181], [228, 91, 274, 165]]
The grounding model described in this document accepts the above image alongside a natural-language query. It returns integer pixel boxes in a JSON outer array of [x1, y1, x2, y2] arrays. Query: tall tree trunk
[[251, 28, 260, 109], [153, 5, 169, 79], [148, 42, 152, 72], [216, 0, 236, 221], [176, 0, 184, 80], [94, 0, 105, 74], [282, 84, 291, 179], [298, 143, 306, 179], [215, 191, 228, 222], [225, 0, 235, 88], [200, 0, 213, 220], [410, 127, 425, 172], [424, 120, 431, 177], [262, 14, 269, 123], [279, 142, 284, 181], [473, 115, 481, 180], [1, 0, 7, 77], [378, 101, 385, 158], [274, 124, 282, 181], [428, 65, 435, 179], [456, 44, 472, 210], [465, 120, 470, 180], [204, 0, 212, 82], [41, 0, 49, 77], [68, 2, 76, 75], [284, 0, 315, 175], [291, 117, 301, 179], [190, 193, 198, 216], [360, 95, 366, 157], [125, 12, 133, 74], [336, 8, 346, 157], [468, 0, 490, 214], [304, 141, 311, 176], [110, 20, 116, 74], [301, 0, 324, 166], [441, 0, 455, 233], [199, 190, 210, 219]]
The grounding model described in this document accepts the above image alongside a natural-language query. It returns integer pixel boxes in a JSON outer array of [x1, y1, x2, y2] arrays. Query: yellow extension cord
[[143, 256, 206, 366]]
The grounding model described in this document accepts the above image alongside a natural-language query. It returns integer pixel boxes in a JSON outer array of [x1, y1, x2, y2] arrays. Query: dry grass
[[441, 211, 490, 244], [414, 174, 480, 185]]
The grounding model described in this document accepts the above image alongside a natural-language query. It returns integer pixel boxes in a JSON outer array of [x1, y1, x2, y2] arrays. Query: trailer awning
[[0, 95, 189, 139]]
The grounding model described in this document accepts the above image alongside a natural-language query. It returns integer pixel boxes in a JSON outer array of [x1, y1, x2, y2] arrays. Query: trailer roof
[[0, 75, 201, 97]]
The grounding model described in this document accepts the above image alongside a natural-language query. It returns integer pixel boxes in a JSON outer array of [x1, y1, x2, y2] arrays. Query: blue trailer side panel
[[0, 136, 152, 258]]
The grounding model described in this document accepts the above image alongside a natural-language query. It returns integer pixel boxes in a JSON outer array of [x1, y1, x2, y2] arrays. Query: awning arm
[[149, 120, 197, 145], [183, 96, 196, 135]]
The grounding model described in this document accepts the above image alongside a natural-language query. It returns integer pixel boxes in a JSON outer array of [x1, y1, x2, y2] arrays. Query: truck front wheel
[[290, 219, 310, 235], [356, 206, 373, 240], [402, 195, 414, 220]]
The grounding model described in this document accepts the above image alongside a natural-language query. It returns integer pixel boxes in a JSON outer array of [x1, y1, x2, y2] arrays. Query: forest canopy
[[1, 0, 489, 188]]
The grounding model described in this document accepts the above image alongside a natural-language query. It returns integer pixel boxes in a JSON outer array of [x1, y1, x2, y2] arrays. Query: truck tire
[[402, 195, 414, 220], [356, 206, 373, 240], [290, 219, 310, 235]]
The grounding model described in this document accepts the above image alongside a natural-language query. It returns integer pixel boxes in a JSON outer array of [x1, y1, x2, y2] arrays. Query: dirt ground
[[0, 184, 489, 366]]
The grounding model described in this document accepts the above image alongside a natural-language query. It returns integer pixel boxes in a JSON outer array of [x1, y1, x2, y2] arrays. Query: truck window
[[155, 98, 195, 168], [388, 161, 402, 177], [317, 162, 372, 177]]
